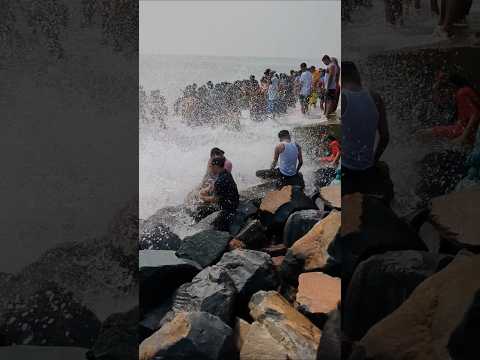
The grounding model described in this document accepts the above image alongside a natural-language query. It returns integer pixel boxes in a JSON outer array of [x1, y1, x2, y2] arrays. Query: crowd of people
[[173, 56, 340, 127]]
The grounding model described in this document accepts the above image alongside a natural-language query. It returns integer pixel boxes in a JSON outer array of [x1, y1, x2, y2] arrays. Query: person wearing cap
[[199, 157, 239, 231]]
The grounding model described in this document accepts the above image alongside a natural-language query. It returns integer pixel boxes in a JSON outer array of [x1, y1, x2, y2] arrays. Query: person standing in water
[[341, 61, 390, 196], [270, 130, 305, 188], [299, 62, 313, 115], [322, 55, 339, 116], [200, 157, 239, 232]]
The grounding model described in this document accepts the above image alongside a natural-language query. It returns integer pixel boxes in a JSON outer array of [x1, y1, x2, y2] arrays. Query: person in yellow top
[[309, 66, 321, 109]]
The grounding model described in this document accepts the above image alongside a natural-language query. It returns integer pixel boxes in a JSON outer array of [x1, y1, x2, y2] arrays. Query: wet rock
[[229, 239, 246, 250], [261, 243, 287, 257], [418, 220, 442, 253], [165, 265, 237, 325], [139, 298, 173, 341], [176, 230, 232, 268], [87, 307, 138, 360], [429, 187, 480, 253], [139, 311, 234, 360], [139, 250, 201, 313], [240, 322, 288, 360], [281, 210, 341, 286], [139, 224, 181, 251], [331, 194, 426, 287], [313, 167, 337, 188], [230, 200, 259, 236], [318, 185, 341, 209], [245, 290, 321, 360], [239, 181, 277, 204], [316, 310, 341, 360], [0, 284, 101, 348], [233, 317, 251, 352], [235, 219, 268, 249], [344, 250, 453, 341], [447, 289, 480, 360], [355, 254, 480, 360], [141, 205, 189, 234], [190, 210, 221, 233], [217, 249, 278, 305], [259, 186, 316, 231], [0, 346, 89, 359], [296, 273, 340, 324], [283, 210, 325, 247], [416, 150, 467, 201]]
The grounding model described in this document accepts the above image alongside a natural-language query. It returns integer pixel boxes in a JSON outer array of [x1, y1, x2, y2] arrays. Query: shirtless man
[[322, 55, 339, 116]]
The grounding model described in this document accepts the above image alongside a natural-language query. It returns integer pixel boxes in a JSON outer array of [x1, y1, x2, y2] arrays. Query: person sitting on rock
[[320, 134, 341, 167], [416, 73, 480, 147], [270, 130, 305, 188], [199, 157, 239, 232], [341, 61, 390, 198]]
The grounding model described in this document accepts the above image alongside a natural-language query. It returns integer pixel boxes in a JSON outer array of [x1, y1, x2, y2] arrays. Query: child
[[320, 135, 341, 167]]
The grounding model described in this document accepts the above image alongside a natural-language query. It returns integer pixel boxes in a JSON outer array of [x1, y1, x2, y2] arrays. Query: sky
[[140, 0, 340, 59]]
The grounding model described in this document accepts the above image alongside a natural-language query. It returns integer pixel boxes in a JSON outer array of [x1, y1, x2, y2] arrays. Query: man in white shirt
[[299, 62, 313, 114], [322, 55, 338, 116]]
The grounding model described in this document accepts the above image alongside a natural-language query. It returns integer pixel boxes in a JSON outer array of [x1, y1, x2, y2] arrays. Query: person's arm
[[326, 66, 334, 90], [271, 143, 283, 170], [296, 143, 303, 173], [372, 91, 389, 162]]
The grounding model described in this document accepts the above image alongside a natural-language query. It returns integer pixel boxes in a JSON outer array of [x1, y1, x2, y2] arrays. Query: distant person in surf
[[341, 61, 390, 196], [199, 157, 239, 231], [299, 62, 313, 115], [322, 55, 339, 116], [416, 73, 480, 146], [267, 75, 280, 118], [256, 130, 305, 189]]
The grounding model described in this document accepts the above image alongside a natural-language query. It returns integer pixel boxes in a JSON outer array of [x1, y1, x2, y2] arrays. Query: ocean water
[[139, 54, 324, 224]]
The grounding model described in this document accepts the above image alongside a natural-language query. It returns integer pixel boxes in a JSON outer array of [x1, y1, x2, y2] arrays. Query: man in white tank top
[[341, 61, 390, 197], [269, 130, 305, 188]]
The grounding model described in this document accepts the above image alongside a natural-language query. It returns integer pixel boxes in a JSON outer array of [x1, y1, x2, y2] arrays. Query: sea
[[139, 54, 325, 233]]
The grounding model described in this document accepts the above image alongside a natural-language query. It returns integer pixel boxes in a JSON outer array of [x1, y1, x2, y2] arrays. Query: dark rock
[[0, 284, 101, 348], [448, 289, 480, 360], [344, 250, 453, 341], [317, 310, 341, 360], [261, 244, 287, 257], [355, 254, 480, 360], [235, 219, 268, 249], [330, 194, 426, 289], [283, 210, 324, 247], [259, 186, 316, 232], [229, 200, 259, 236], [187, 203, 219, 223], [139, 312, 234, 360], [418, 220, 442, 253], [239, 181, 277, 204], [165, 266, 237, 326], [139, 298, 173, 341], [176, 230, 232, 268], [139, 250, 201, 313], [0, 346, 89, 359], [141, 205, 189, 234], [139, 224, 181, 250], [313, 167, 337, 188], [416, 150, 467, 201], [87, 307, 138, 360], [190, 210, 221, 233], [217, 249, 278, 306]]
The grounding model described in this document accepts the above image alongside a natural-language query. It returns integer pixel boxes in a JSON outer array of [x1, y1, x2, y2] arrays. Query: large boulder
[[239, 181, 278, 204], [141, 205, 191, 234], [281, 210, 341, 286], [233, 317, 251, 353], [240, 322, 288, 360], [229, 200, 259, 236], [139, 311, 234, 360], [165, 266, 237, 326], [235, 219, 268, 249], [139, 250, 201, 313], [415, 150, 467, 201], [242, 290, 321, 360], [216, 249, 278, 306], [259, 186, 316, 231], [0, 284, 101, 348], [429, 187, 480, 253], [351, 254, 480, 360], [283, 210, 325, 247], [296, 272, 340, 326], [343, 251, 453, 341], [331, 193, 426, 287], [318, 185, 341, 210], [176, 230, 232, 268], [87, 307, 138, 360], [316, 310, 341, 360], [447, 289, 480, 360], [139, 223, 181, 250]]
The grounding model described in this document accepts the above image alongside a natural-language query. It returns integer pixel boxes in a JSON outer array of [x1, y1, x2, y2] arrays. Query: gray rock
[[283, 210, 324, 247], [235, 219, 268, 249], [139, 224, 181, 250], [176, 230, 231, 268]]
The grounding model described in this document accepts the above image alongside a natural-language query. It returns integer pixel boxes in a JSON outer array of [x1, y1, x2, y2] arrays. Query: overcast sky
[[140, 0, 340, 59]]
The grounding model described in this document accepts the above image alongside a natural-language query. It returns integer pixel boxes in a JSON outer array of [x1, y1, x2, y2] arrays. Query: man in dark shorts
[[199, 157, 239, 231]]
